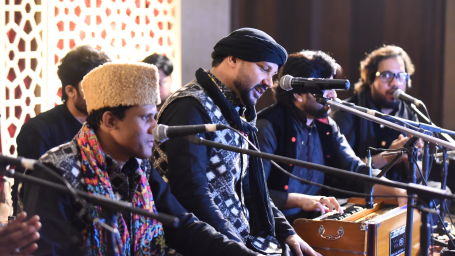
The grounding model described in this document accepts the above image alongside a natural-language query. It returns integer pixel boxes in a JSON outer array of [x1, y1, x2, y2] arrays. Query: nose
[[262, 75, 274, 88], [149, 118, 158, 133], [389, 73, 406, 88]]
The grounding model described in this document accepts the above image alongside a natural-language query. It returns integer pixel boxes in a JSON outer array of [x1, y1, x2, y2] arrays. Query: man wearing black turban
[[155, 28, 321, 256]]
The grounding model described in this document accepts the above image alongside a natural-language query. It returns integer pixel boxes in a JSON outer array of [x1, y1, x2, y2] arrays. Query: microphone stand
[[186, 135, 455, 201], [0, 160, 179, 228], [409, 102, 455, 233], [366, 149, 374, 209], [326, 99, 455, 256]]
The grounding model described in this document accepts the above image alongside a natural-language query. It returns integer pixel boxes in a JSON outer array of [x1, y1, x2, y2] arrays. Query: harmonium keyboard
[[294, 198, 421, 256]]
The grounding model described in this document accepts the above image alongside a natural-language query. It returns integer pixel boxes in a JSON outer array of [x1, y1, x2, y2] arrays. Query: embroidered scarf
[[75, 124, 166, 255]]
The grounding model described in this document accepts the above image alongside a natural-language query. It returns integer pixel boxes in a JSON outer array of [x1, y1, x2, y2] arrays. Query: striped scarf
[[76, 124, 166, 255]]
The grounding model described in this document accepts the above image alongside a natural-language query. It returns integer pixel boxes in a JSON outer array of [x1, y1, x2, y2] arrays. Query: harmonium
[[294, 198, 421, 256]]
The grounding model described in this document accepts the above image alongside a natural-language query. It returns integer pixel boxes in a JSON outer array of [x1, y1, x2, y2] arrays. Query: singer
[[155, 28, 320, 256], [331, 45, 419, 183], [257, 50, 407, 222], [22, 63, 259, 255]]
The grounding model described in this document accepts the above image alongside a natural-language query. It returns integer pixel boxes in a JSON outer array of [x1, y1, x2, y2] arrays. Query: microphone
[[153, 124, 229, 142], [393, 89, 424, 107], [279, 74, 350, 94], [0, 154, 37, 170]]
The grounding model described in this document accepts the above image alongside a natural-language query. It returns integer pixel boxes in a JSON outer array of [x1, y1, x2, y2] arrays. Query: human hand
[[285, 234, 322, 256], [0, 212, 41, 256], [293, 193, 342, 214]]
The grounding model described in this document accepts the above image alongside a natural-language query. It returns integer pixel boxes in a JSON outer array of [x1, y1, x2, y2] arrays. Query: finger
[[300, 240, 320, 256], [315, 202, 329, 214], [18, 243, 39, 256], [0, 223, 39, 250], [15, 212, 28, 222], [290, 242, 303, 256], [326, 197, 342, 212], [25, 215, 41, 230]]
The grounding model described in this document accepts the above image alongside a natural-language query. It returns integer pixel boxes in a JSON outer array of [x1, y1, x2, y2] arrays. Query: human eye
[[257, 63, 270, 72], [398, 72, 409, 81], [141, 114, 154, 122], [381, 71, 393, 79]]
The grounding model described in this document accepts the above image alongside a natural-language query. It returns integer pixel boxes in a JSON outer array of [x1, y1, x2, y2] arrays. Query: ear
[[226, 56, 237, 67], [64, 85, 77, 100], [100, 111, 119, 130], [293, 93, 303, 102]]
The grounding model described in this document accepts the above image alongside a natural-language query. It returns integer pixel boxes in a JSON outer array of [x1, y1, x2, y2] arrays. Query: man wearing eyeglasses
[[331, 45, 418, 183]]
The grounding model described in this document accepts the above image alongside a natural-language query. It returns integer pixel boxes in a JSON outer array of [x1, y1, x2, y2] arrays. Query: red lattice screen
[[1, 0, 181, 156]]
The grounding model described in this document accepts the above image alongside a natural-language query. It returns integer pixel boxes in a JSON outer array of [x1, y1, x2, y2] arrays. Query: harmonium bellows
[[293, 198, 421, 256]]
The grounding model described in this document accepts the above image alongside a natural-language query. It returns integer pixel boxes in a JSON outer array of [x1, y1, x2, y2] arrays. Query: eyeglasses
[[375, 71, 410, 84]]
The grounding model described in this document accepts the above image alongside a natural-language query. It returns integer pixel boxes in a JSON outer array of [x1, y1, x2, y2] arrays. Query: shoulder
[[22, 105, 69, 129], [39, 141, 81, 176], [257, 104, 285, 120]]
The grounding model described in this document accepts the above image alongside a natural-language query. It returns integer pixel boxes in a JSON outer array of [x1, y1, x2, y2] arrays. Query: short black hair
[[210, 51, 227, 67], [274, 50, 339, 106], [142, 53, 173, 76], [86, 105, 132, 131], [58, 45, 110, 102]]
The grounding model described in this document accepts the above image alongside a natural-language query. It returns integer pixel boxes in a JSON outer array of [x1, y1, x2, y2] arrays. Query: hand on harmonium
[[293, 193, 343, 214]]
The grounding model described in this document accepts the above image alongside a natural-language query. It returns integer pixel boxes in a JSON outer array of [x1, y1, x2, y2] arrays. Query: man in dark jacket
[[155, 28, 320, 256], [331, 45, 418, 183], [16, 45, 110, 160], [257, 50, 406, 222], [22, 62, 259, 256]]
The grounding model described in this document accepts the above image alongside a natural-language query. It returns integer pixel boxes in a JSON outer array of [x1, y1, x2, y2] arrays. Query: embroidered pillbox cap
[[81, 62, 160, 113]]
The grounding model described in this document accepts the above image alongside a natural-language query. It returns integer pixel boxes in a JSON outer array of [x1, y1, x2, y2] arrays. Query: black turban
[[212, 27, 287, 66]]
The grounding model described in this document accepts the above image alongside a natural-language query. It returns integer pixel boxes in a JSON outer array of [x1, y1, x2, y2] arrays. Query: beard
[[306, 103, 330, 118], [371, 89, 400, 109], [74, 94, 88, 115], [234, 80, 267, 107]]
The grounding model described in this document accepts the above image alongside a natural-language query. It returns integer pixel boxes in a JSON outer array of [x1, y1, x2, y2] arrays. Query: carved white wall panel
[[1, 0, 181, 156]]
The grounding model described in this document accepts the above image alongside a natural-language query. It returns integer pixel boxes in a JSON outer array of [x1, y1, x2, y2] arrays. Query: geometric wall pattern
[[1, 0, 181, 156]]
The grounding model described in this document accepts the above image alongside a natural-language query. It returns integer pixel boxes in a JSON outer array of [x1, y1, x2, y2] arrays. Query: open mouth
[[254, 84, 267, 95]]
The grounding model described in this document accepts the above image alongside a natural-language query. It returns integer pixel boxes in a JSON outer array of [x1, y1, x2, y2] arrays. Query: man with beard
[[331, 45, 418, 183], [17, 45, 110, 160], [257, 50, 406, 222], [15, 45, 110, 213], [154, 28, 321, 256]]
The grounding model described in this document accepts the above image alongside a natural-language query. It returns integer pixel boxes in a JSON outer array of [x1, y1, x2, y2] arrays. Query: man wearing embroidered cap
[[155, 28, 321, 255], [22, 62, 260, 255]]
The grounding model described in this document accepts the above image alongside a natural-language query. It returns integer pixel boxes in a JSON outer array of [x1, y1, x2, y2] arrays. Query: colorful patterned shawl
[[75, 124, 166, 255]]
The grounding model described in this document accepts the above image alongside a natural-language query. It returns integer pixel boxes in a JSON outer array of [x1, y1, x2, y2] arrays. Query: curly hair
[[274, 50, 340, 106], [354, 45, 415, 93], [57, 45, 110, 102]]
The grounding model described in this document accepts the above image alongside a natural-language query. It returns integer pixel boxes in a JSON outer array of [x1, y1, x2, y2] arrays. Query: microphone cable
[[221, 126, 410, 200]]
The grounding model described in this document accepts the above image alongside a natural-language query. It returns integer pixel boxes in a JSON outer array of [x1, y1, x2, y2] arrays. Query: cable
[[224, 126, 410, 200]]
